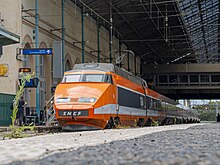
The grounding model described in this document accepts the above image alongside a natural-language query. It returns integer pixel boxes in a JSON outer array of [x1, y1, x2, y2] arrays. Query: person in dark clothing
[[217, 113, 220, 122], [16, 96, 26, 126]]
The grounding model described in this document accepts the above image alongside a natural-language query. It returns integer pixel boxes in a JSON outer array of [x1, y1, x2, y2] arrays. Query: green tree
[[194, 101, 220, 121]]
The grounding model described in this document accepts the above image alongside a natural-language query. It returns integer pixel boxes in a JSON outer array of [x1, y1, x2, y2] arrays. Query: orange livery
[[54, 63, 199, 130]]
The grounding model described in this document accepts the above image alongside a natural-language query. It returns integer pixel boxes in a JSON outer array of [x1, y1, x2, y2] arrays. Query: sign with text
[[58, 110, 89, 117], [19, 68, 31, 73], [21, 48, 53, 55], [19, 78, 39, 88]]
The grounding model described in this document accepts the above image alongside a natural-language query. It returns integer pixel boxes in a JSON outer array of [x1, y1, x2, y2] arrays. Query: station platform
[[0, 123, 208, 164]]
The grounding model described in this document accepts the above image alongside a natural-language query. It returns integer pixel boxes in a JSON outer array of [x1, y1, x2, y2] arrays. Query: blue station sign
[[22, 48, 53, 55]]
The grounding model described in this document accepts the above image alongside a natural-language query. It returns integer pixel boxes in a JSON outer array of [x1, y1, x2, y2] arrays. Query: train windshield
[[64, 74, 81, 82], [63, 74, 112, 83]]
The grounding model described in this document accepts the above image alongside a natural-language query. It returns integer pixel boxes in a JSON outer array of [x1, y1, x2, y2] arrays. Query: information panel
[[22, 48, 53, 55]]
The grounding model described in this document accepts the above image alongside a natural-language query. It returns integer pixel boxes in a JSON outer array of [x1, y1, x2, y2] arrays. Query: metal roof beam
[[110, 2, 163, 62], [139, 0, 187, 60]]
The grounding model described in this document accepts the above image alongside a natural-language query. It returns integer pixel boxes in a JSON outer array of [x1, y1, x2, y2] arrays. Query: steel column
[[35, 0, 40, 117], [134, 54, 137, 75], [127, 51, 130, 71], [61, 0, 65, 72], [109, 0, 113, 63], [119, 39, 122, 67], [97, 20, 100, 63], [81, 8, 85, 63]]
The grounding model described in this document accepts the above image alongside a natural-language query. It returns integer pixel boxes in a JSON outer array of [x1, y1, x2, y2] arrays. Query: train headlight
[[78, 97, 96, 103], [56, 97, 71, 103]]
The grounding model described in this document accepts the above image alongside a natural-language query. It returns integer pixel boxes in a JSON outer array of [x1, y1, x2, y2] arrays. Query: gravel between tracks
[[3, 123, 220, 165]]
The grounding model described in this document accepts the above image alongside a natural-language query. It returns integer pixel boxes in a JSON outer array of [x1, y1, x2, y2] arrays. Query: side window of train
[[157, 100, 162, 108], [146, 97, 150, 109], [153, 99, 156, 108], [150, 98, 154, 109], [140, 97, 143, 108]]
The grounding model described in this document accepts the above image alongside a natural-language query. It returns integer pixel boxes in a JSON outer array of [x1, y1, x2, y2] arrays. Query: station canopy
[[73, 0, 219, 65], [0, 27, 20, 46]]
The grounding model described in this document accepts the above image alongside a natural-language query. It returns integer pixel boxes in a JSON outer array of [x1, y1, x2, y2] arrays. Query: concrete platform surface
[[0, 124, 203, 164]]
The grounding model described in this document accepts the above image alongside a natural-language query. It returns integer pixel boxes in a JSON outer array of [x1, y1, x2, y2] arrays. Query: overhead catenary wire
[[74, 0, 122, 39]]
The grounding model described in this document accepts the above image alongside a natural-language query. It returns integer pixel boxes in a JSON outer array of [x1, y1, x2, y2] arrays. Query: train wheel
[[145, 118, 153, 126], [137, 118, 145, 127], [164, 118, 170, 125], [161, 118, 166, 125], [113, 117, 121, 127], [183, 118, 186, 124], [105, 117, 115, 129]]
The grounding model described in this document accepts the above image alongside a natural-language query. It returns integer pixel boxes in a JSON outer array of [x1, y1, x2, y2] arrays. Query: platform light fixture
[[167, 53, 191, 65], [19, 68, 31, 73]]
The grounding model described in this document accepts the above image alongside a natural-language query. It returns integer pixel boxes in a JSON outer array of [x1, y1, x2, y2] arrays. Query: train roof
[[72, 63, 115, 72], [71, 63, 147, 87]]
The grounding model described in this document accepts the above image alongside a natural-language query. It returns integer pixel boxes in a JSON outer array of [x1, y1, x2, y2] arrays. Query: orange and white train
[[54, 63, 200, 130]]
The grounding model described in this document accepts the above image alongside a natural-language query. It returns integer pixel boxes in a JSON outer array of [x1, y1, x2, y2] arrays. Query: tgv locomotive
[[54, 63, 200, 130]]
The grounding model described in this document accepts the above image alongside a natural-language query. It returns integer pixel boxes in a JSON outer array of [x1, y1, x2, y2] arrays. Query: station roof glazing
[[178, 0, 220, 64], [71, 0, 199, 65], [72, 0, 219, 65]]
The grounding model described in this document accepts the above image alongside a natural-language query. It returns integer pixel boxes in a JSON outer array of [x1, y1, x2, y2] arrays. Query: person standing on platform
[[217, 113, 220, 122], [16, 96, 26, 126]]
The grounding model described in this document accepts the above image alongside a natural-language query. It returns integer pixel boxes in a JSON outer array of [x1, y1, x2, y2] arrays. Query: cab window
[[62, 74, 113, 84], [82, 74, 104, 82], [63, 74, 80, 82]]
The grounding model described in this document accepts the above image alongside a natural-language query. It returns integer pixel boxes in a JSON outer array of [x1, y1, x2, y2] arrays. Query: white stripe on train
[[94, 104, 158, 117]]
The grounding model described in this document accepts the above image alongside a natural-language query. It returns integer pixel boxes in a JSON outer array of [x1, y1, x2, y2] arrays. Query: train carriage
[[54, 63, 200, 130]]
